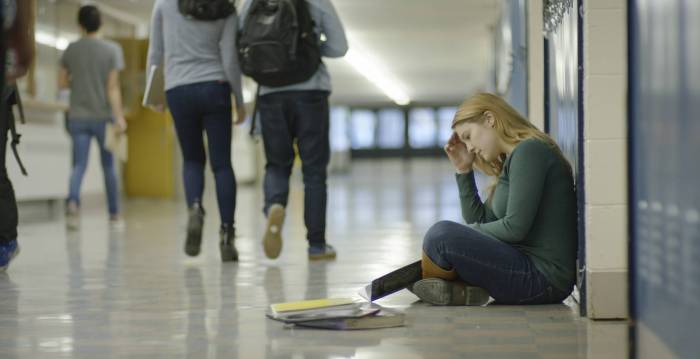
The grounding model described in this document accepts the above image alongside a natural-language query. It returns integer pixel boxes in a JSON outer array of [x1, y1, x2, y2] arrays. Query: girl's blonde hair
[[452, 93, 572, 194]]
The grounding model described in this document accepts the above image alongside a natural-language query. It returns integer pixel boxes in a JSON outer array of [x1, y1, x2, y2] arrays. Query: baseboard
[[586, 268, 628, 319]]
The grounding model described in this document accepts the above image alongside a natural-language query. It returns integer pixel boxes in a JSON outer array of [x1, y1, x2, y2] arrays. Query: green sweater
[[457, 138, 577, 291]]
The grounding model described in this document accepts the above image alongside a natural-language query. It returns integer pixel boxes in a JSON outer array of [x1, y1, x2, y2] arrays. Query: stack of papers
[[266, 298, 405, 330]]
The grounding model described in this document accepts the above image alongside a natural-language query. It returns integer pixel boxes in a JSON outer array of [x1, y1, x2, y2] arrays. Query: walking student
[[146, 0, 245, 261], [59, 5, 127, 230], [238, 0, 348, 260]]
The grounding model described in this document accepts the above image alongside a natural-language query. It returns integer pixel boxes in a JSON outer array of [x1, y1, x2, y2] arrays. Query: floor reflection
[[1, 159, 627, 358]]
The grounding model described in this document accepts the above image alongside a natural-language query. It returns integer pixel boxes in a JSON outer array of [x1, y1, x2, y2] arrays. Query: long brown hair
[[452, 93, 572, 195]]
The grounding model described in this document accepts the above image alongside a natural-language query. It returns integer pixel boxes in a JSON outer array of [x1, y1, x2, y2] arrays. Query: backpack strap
[[249, 85, 261, 138], [5, 85, 27, 176]]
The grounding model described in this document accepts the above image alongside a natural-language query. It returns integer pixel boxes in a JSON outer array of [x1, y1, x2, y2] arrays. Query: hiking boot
[[185, 204, 205, 257], [411, 278, 490, 306], [0, 239, 20, 272], [308, 243, 336, 261], [219, 224, 238, 262], [263, 204, 285, 259]]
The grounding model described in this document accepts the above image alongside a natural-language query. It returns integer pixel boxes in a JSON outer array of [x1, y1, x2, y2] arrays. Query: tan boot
[[414, 252, 490, 306], [421, 251, 458, 280]]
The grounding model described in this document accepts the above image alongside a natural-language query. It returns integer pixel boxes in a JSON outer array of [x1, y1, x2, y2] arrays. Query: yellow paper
[[105, 123, 128, 162], [270, 298, 356, 313]]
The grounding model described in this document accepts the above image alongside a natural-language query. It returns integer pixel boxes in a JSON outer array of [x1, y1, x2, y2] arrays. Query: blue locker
[[630, 0, 700, 357]]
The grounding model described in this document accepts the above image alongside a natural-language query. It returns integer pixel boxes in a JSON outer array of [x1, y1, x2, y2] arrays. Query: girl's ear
[[484, 111, 496, 128]]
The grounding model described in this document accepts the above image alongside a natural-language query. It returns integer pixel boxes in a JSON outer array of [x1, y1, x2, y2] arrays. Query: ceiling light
[[35, 30, 71, 50], [343, 42, 410, 106]]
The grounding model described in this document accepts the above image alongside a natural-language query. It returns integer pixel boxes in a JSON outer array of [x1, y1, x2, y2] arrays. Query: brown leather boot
[[412, 252, 490, 306], [421, 251, 458, 280]]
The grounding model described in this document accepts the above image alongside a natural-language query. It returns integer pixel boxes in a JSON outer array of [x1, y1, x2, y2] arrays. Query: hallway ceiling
[[94, 0, 500, 106]]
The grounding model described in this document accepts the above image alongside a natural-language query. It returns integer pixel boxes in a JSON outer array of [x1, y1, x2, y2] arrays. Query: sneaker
[[263, 204, 285, 259], [308, 243, 336, 261], [219, 224, 238, 262], [66, 202, 80, 231], [0, 240, 20, 272], [411, 278, 490, 306], [185, 204, 205, 257], [109, 216, 126, 231]]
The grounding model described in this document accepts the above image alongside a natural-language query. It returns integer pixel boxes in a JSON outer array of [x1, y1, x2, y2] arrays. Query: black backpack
[[178, 0, 236, 21], [238, 0, 321, 87]]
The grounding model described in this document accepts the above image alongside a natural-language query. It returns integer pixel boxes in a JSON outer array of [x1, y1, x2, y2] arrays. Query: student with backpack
[[238, 0, 348, 261], [0, 0, 35, 271], [146, 0, 245, 262]]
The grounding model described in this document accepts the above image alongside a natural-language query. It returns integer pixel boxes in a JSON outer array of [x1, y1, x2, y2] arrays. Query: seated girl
[[412, 93, 577, 306]]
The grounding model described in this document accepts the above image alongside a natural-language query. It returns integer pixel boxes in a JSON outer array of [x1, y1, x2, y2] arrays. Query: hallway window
[[330, 107, 351, 151], [438, 106, 458, 145], [409, 108, 437, 149], [350, 110, 377, 149], [377, 109, 405, 149]]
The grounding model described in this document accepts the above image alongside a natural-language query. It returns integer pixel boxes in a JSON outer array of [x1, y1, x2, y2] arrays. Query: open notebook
[[357, 260, 422, 301], [142, 65, 165, 109]]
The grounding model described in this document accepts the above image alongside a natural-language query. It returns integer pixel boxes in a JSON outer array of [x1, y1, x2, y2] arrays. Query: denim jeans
[[423, 220, 573, 304], [166, 81, 236, 225], [0, 107, 17, 245], [67, 120, 120, 216], [257, 90, 330, 245]]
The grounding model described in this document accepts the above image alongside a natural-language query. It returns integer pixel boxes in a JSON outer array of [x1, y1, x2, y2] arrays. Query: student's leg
[[202, 83, 238, 262], [293, 91, 331, 250], [93, 121, 120, 217], [258, 93, 294, 259], [167, 87, 206, 208], [0, 111, 17, 245], [258, 93, 295, 213], [67, 121, 93, 208], [167, 85, 207, 256], [421, 220, 567, 305], [0, 111, 19, 270], [201, 83, 235, 226]]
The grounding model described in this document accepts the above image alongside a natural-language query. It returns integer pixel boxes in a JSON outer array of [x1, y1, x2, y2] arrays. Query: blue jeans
[[258, 90, 330, 245], [67, 120, 120, 216], [423, 220, 572, 304], [166, 81, 236, 225]]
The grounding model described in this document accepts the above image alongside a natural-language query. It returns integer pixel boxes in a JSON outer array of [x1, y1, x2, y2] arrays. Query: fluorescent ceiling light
[[343, 41, 410, 106], [35, 30, 71, 50]]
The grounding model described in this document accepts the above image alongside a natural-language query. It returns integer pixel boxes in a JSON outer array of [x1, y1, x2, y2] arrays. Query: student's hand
[[234, 107, 247, 125], [148, 104, 165, 113], [115, 116, 128, 134], [444, 132, 475, 173]]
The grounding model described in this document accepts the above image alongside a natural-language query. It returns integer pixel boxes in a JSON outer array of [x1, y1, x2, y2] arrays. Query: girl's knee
[[423, 220, 457, 253]]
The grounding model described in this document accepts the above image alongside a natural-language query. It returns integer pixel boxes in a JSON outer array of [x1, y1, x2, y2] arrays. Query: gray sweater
[[146, 0, 243, 106]]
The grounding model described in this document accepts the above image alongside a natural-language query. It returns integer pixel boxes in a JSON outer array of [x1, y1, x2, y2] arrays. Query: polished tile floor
[[2, 159, 627, 358]]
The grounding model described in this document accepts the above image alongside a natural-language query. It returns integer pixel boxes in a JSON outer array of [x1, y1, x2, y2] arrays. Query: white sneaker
[[66, 211, 80, 231], [263, 204, 285, 259], [109, 216, 126, 231]]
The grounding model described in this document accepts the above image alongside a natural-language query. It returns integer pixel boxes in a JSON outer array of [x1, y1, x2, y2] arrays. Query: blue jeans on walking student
[[257, 90, 330, 246], [423, 220, 573, 304], [67, 119, 120, 216], [165, 81, 236, 225]]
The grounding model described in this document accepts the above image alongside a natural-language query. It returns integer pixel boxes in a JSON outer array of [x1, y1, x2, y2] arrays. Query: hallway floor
[[1, 159, 627, 358]]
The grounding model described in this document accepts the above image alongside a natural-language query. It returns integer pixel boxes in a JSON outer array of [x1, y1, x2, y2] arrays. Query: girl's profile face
[[453, 115, 501, 162]]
